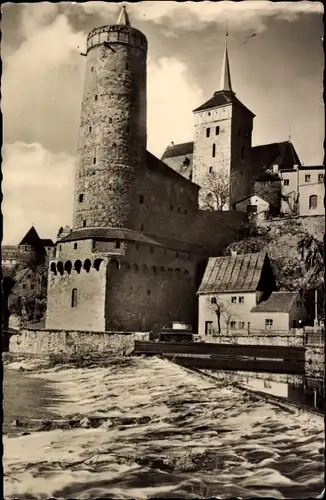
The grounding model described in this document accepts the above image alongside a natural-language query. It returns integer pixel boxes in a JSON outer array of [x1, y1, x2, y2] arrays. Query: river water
[[3, 368, 59, 435]]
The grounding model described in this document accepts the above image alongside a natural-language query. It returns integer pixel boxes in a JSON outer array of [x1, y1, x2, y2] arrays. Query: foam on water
[[4, 357, 325, 499]]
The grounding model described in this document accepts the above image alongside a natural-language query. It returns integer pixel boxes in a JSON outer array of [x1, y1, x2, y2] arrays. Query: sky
[[1, 1, 324, 244]]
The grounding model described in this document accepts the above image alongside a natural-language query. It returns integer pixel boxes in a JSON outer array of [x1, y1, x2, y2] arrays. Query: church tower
[[192, 36, 255, 209], [73, 7, 148, 229]]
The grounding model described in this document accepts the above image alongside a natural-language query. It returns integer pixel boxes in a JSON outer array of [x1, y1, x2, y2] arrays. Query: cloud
[[147, 57, 203, 157], [81, 1, 324, 33], [2, 12, 85, 153], [2, 142, 75, 244]]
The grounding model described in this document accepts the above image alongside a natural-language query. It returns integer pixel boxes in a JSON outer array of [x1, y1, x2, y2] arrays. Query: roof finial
[[116, 5, 131, 26], [219, 24, 233, 93], [288, 123, 292, 142]]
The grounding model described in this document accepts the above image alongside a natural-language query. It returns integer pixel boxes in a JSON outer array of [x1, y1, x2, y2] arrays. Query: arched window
[[74, 260, 82, 274], [71, 288, 78, 308], [93, 258, 103, 271], [309, 195, 318, 209], [50, 262, 57, 275], [84, 259, 91, 273], [57, 261, 64, 275], [64, 261, 72, 274]]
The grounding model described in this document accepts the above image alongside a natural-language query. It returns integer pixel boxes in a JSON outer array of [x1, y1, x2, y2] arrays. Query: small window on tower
[[212, 144, 216, 157], [83, 220, 87, 227], [209, 167, 213, 174], [93, 157, 96, 164], [79, 194, 84, 203], [91, 66, 94, 72], [241, 146, 245, 159], [95, 95, 98, 101], [140, 224, 144, 231], [74, 243, 78, 250], [126, 125, 129, 134], [284, 179, 289, 186], [109, 117, 112, 123], [116, 240, 121, 249], [215, 126, 220, 135], [170, 205, 174, 211], [125, 61, 129, 70], [206, 128, 210, 138], [89, 126, 92, 133], [71, 288, 78, 308], [139, 195, 144, 204]]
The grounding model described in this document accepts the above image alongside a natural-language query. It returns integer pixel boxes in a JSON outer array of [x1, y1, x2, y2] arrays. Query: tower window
[[150, 247, 154, 254], [89, 126, 92, 133], [74, 243, 78, 250], [209, 166, 213, 174], [215, 126, 220, 135], [79, 194, 84, 203], [241, 146, 244, 159], [147, 289, 151, 296], [109, 117, 112, 123], [140, 224, 144, 231], [177, 207, 181, 213], [115, 240, 121, 249], [309, 195, 318, 209], [125, 61, 129, 70], [83, 220, 86, 227], [318, 174, 324, 183], [170, 204, 174, 211], [206, 128, 210, 138], [71, 288, 78, 308], [212, 144, 216, 157], [208, 112, 211, 116], [184, 209, 188, 215], [95, 95, 98, 101], [91, 66, 94, 72], [93, 157, 96, 164], [126, 125, 129, 134], [139, 195, 144, 204]]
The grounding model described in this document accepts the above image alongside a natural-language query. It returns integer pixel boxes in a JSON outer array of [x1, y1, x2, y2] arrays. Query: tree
[[199, 167, 232, 211], [206, 296, 240, 335]]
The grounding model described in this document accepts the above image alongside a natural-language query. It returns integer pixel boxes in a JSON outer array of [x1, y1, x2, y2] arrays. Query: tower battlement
[[87, 25, 148, 54]]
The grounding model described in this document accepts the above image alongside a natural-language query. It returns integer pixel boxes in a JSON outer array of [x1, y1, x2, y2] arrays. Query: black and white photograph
[[2, 1, 325, 499]]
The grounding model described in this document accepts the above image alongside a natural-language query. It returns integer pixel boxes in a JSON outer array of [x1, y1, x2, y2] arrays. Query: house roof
[[198, 252, 268, 294], [161, 142, 194, 160], [251, 291, 298, 313], [234, 193, 268, 205], [59, 227, 204, 254], [146, 150, 197, 187], [40, 239, 54, 247], [251, 141, 301, 177], [193, 90, 255, 116]]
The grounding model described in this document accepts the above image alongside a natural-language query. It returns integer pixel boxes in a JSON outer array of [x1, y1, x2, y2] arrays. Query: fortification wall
[[205, 333, 305, 346], [10, 328, 149, 355], [46, 256, 107, 331]]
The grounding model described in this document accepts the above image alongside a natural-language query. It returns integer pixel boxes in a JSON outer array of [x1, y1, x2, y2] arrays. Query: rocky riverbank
[[3, 354, 325, 499]]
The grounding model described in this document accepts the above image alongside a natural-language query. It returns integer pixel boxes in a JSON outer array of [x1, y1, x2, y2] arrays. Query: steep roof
[[251, 291, 298, 313], [161, 142, 194, 160], [198, 252, 270, 294], [40, 239, 54, 247], [59, 227, 204, 254], [18, 226, 41, 246], [251, 141, 301, 177], [193, 90, 255, 116], [146, 150, 198, 187]]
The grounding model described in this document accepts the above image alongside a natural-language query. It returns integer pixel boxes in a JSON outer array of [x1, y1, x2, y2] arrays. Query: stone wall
[[73, 25, 147, 230], [9, 328, 149, 355], [305, 344, 324, 378], [204, 333, 305, 346]]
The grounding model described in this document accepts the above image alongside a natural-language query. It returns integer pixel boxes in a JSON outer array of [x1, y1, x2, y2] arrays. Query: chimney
[[231, 250, 237, 257], [273, 164, 279, 174]]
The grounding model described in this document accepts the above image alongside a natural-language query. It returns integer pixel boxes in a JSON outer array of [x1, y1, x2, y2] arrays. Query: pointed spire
[[116, 5, 131, 26], [219, 31, 233, 93]]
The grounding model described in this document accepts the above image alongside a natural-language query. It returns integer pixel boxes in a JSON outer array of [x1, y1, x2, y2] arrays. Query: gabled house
[[250, 291, 307, 331], [197, 252, 307, 338]]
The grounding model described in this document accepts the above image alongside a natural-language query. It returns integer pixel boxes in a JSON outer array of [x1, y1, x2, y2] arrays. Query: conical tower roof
[[116, 6, 131, 26], [219, 36, 233, 92]]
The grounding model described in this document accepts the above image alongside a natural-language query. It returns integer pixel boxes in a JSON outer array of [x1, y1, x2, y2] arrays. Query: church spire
[[116, 5, 131, 26], [219, 32, 233, 92]]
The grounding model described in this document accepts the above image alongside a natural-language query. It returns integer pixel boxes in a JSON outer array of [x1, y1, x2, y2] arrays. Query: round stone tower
[[73, 7, 148, 230]]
